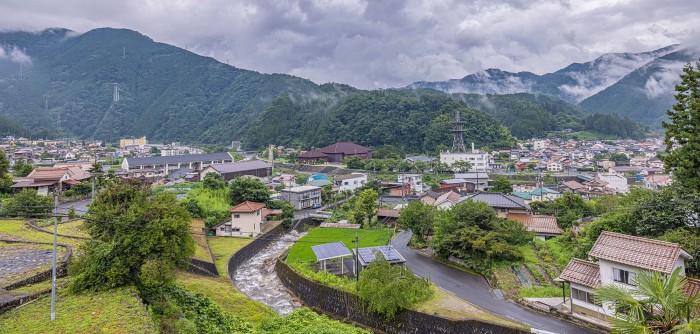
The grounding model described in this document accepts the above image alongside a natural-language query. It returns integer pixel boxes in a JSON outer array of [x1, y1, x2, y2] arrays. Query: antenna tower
[[450, 110, 467, 153]]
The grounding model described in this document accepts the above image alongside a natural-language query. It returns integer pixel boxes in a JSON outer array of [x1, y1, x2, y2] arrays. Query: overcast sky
[[0, 0, 697, 89]]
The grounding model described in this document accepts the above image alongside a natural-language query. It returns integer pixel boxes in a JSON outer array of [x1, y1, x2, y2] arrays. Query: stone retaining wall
[[187, 258, 219, 277], [0, 239, 72, 291], [275, 258, 528, 334]]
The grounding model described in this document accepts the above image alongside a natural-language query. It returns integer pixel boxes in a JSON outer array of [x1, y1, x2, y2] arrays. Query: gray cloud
[[0, 0, 697, 89], [0, 45, 32, 64]]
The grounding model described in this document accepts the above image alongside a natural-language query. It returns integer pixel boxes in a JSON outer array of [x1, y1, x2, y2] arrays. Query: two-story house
[[213, 201, 278, 237], [557, 232, 695, 322], [397, 173, 423, 194], [334, 173, 367, 192], [466, 192, 531, 218], [279, 185, 322, 209]]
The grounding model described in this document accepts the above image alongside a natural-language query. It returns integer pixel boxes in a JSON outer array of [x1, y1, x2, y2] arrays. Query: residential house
[[643, 174, 673, 190], [420, 190, 441, 206], [512, 187, 562, 203], [629, 157, 649, 167], [199, 159, 271, 181], [557, 232, 695, 321], [273, 174, 297, 188], [466, 192, 531, 218], [383, 182, 411, 197], [404, 156, 435, 164], [397, 173, 423, 194], [648, 157, 664, 169], [595, 173, 629, 194], [439, 143, 491, 172], [279, 185, 322, 210], [434, 191, 463, 210], [454, 172, 489, 191], [298, 142, 372, 164], [11, 167, 91, 195], [334, 173, 367, 192], [506, 213, 563, 240], [376, 208, 400, 224], [547, 161, 563, 172], [212, 201, 279, 237]]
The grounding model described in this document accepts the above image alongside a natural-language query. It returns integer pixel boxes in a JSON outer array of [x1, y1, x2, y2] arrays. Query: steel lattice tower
[[451, 110, 467, 152]]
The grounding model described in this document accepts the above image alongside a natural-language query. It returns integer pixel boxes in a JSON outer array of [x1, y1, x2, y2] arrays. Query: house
[[643, 174, 673, 190], [629, 157, 649, 167], [648, 157, 664, 169], [598, 160, 616, 169], [397, 174, 423, 194], [440, 178, 469, 193], [511, 187, 562, 203], [273, 174, 297, 188], [506, 213, 562, 240], [404, 156, 435, 164], [279, 185, 322, 210], [383, 182, 411, 197], [119, 137, 147, 148], [454, 172, 489, 191], [440, 143, 491, 172], [11, 167, 91, 195], [298, 142, 372, 164], [212, 201, 279, 237], [122, 152, 233, 173], [199, 159, 271, 181], [116, 168, 165, 181], [334, 173, 367, 192], [420, 190, 441, 206], [434, 190, 463, 210], [465, 192, 531, 218], [557, 232, 694, 322], [547, 161, 563, 172], [595, 173, 629, 194], [376, 208, 400, 224]]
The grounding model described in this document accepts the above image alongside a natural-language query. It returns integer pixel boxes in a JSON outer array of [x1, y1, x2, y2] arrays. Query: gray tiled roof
[[125, 152, 232, 167], [210, 159, 270, 173], [467, 192, 531, 210]]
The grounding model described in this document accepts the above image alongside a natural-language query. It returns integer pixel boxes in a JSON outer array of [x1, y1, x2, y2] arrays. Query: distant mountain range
[[408, 45, 700, 126], [0, 27, 660, 148]]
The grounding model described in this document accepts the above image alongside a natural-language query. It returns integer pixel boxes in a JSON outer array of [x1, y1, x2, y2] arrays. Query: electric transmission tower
[[450, 110, 467, 153]]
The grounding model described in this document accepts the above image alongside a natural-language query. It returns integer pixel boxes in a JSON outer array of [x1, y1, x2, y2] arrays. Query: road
[[54, 198, 92, 216], [392, 231, 599, 334]]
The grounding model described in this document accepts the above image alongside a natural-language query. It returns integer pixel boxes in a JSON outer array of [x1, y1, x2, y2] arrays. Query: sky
[[0, 0, 698, 89]]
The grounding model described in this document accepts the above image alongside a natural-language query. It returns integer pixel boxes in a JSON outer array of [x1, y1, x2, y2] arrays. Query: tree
[[451, 160, 472, 173], [595, 268, 700, 333], [344, 156, 366, 169], [13, 160, 33, 177], [0, 151, 11, 193], [2, 189, 53, 217], [202, 173, 226, 190], [490, 175, 513, 193], [71, 179, 194, 292], [412, 160, 428, 173], [356, 257, 433, 319], [229, 176, 271, 205], [353, 188, 378, 225], [397, 201, 433, 244], [321, 184, 335, 205], [662, 60, 700, 192]]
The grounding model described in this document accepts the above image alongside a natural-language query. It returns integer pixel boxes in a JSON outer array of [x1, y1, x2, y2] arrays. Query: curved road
[[392, 231, 599, 334]]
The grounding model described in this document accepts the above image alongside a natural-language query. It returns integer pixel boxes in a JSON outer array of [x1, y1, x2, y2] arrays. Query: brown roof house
[[557, 231, 694, 322], [298, 142, 372, 164], [212, 201, 280, 237], [506, 213, 563, 240], [11, 167, 91, 196]]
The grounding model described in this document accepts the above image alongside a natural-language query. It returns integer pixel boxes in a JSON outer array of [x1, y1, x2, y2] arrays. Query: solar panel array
[[312, 242, 352, 261], [356, 246, 406, 265]]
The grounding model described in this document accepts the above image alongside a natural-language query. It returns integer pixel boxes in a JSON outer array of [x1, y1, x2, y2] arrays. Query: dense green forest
[[0, 27, 650, 148]]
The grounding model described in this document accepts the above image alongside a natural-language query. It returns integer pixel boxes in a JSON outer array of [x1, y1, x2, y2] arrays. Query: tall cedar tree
[[662, 60, 700, 192]]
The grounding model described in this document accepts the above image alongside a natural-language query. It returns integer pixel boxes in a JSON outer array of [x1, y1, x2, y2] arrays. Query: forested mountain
[[0, 27, 650, 149], [579, 47, 700, 125]]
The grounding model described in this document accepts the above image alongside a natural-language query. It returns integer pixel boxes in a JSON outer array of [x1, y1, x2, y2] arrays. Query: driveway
[[392, 231, 599, 334]]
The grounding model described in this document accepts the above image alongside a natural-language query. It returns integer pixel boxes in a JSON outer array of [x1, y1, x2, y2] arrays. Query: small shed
[[311, 241, 353, 274]]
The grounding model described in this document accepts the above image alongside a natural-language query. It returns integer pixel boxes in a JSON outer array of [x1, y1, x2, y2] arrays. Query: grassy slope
[[0, 286, 156, 334], [176, 271, 275, 323], [39, 220, 90, 239], [190, 218, 212, 261], [286, 228, 392, 264], [0, 219, 85, 248], [207, 236, 254, 278]]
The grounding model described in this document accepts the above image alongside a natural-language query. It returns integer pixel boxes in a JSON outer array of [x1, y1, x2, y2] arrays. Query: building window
[[571, 287, 598, 305], [234, 214, 240, 218], [614, 268, 635, 285], [225, 226, 231, 233], [232, 227, 241, 232], [220, 226, 225, 231], [257, 210, 260, 216]]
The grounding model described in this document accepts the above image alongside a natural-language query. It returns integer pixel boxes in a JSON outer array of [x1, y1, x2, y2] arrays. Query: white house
[[595, 173, 629, 194], [440, 143, 491, 172], [547, 161, 563, 172], [212, 201, 278, 237], [334, 173, 367, 192], [397, 173, 423, 194], [557, 232, 695, 322]]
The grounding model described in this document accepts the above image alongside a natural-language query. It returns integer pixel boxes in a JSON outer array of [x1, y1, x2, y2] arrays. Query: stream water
[[232, 231, 305, 315]]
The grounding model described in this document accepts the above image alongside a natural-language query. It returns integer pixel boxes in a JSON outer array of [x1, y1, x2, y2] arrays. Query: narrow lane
[[392, 231, 600, 334]]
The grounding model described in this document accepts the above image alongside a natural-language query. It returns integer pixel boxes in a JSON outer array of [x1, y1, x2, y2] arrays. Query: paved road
[[55, 198, 92, 216], [392, 231, 599, 334]]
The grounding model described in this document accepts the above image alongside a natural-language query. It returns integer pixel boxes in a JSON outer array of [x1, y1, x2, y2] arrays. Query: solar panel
[[355, 246, 405, 265], [312, 242, 352, 261], [378, 246, 402, 262], [357, 248, 376, 264]]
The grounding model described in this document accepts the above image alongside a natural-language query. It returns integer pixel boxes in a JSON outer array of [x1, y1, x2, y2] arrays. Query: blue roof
[[511, 192, 533, 200], [307, 173, 331, 187], [530, 187, 560, 196]]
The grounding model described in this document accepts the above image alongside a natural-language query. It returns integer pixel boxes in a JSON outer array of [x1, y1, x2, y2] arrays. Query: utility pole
[[91, 153, 97, 197], [355, 232, 360, 282], [50, 191, 58, 320]]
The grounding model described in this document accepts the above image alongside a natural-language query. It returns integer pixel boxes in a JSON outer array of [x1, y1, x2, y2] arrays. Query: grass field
[[190, 219, 212, 261], [39, 220, 90, 239], [176, 271, 275, 323], [0, 219, 85, 248], [207, 236, 254, 278], [0, 286, 156, 333], [286, 227, 392, 264]]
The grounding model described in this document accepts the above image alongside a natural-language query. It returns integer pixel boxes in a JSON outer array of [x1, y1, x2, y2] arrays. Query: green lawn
[[176, 271, 275, 323], [207, 236, 254, 278], [286, 227, 392, 264], [190, 219, 212, 261], [0, 219, 85, 248], [0, 286, 156, 333], [39, 220, 90, 239]]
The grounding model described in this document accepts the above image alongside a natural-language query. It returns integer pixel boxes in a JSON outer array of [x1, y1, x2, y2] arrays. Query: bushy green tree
[[397, 201, 433, 244], [451, 160, 472, 173], [70, 179, 195, 292], [2, 189, 53, 217], [353, 188, 378, 225], [431, 200, 533, 273], [344, 156, 366, 169], [490, 175, 513, 193], [662, 60, 700, 192], [13, 160, 33, 177], [356, 257, 433, 319], [202, 173, 226, 190], [229, 177, 271, 205]]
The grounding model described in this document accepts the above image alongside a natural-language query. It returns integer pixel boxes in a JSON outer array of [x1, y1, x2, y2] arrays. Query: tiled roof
[[228, 201, 266, 213], [125, 152, 232, 167], [684, 277, 700, 297], [467, 192, 531, 210], [435, 191, 461, 206], [377, 208, 400, 218], [562, 181, 584, 190], [27, 167, 69, 180], [299, 150, 328, 158], [507, 213, 563, 235], [319, 142, 371, 155], [588, 231, 692, 274], [558, 258, 600, 288], [210, 159, 270, 173]]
